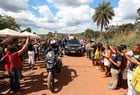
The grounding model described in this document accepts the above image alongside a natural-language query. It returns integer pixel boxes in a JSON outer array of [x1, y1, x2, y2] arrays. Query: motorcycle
[[46, 50, 62, 92]]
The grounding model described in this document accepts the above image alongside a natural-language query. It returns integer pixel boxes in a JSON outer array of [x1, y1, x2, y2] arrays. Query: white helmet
[[50, 40, 56, 45]]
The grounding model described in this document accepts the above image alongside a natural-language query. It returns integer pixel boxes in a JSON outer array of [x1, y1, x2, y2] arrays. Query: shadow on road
[[22, 59, 46, 72], [53, 66, 78, 93], [22, 72, 48, 94]]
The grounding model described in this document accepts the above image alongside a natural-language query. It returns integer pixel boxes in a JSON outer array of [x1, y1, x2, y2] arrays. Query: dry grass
[[97, 31, 140, 49]]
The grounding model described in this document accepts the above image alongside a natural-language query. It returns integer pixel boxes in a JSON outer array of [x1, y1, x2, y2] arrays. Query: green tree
[[92, 2, 115, 39], [47, 32, 53, 38], [21, 27, 32, 32], [0, 15, 20, 30], [84, 29, 94, 39]]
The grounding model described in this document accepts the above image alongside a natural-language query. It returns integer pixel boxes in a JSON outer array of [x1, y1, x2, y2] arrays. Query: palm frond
[[92, 1, 115, 32]]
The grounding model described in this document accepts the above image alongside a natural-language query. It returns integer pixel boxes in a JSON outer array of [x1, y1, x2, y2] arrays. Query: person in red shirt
[[1, 37, 29, 95]]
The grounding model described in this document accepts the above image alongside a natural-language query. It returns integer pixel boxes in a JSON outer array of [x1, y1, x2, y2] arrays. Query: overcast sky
[[0, 0, 139, 34]]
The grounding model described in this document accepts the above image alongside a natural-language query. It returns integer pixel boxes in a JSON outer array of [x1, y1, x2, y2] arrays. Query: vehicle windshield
[[67, 40, 80, 44]]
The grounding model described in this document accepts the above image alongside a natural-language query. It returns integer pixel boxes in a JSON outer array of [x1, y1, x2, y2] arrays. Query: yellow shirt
[[131, 62, 140, 92], [136, 62, 140, 73]]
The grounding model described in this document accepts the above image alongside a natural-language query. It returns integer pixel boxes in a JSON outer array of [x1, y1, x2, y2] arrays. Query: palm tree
[[92, 1, 114, 39]]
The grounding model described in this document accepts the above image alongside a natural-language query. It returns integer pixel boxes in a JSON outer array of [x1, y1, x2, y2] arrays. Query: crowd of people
[[0, 37, 62, 95], [0, 36, 140, 95], [82, 39, 140, 95]]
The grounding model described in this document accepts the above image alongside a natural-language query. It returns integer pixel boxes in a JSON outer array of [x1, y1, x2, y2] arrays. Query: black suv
[[64, 40, 83, 55]]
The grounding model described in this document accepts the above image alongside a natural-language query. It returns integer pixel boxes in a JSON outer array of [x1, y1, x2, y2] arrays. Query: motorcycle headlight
[[46, 51, 54, 63], [47, 60, 54, 63]]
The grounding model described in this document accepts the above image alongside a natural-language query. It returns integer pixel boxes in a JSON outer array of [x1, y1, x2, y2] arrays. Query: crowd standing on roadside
[[0, 36, 140, 95], [83, 38, 140, 95]]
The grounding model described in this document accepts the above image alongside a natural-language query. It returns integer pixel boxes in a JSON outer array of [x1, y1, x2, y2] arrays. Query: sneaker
[[108, 86, 115, 90]]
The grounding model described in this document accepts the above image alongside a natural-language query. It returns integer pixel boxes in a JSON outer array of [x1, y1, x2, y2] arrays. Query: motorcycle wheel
[[48, 71, 54, 92]]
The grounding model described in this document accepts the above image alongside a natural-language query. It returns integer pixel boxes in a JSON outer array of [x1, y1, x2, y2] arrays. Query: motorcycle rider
[[44, 40, 62, 72]]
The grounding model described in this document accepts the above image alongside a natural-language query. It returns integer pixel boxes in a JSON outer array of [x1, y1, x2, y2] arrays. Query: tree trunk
[[100, 20, 104, 42]]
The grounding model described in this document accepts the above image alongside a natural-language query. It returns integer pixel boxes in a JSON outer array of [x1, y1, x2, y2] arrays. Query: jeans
[[10, 68, 20, 92], [8, 71, 14, 90]]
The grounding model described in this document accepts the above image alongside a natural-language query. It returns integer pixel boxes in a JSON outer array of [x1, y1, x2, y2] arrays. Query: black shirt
[[111, 54, 123, 70], [28, 44, 34, 51]]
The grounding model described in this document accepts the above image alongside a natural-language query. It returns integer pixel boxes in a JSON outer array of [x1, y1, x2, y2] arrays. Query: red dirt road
[[0, 54, 128, 95]]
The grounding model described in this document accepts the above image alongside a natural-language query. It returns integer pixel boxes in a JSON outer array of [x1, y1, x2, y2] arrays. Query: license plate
[[71, 51, 75, 53]]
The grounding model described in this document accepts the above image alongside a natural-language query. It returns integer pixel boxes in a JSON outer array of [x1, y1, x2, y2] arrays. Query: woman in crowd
[[106, 45, 124, 90], [100, 47, 105, 72], [102, 45, 112, 77], [28, 39, 35, 69], [86, 40, 91, 58], [89, 41, 97, 65]]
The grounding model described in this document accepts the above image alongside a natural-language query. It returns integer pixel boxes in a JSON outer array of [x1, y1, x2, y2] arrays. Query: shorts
[[28, 51, 35, 64], [104, 61, 111, 67]]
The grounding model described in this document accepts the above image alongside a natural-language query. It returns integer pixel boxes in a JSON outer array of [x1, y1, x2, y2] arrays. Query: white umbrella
[[0, 28, 24, 37], [0, 32, 6, 37], [22, 31, 40, 39]]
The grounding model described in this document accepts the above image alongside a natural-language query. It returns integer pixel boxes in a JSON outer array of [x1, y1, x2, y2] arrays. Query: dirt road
[[1, 54, 128, 95]]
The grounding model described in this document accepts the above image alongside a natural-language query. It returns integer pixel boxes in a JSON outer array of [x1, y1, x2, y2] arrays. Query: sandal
[[107, 82, 112, 86], [108, 86, 116, 90]]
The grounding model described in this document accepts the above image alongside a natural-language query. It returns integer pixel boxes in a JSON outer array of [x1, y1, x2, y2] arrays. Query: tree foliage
[[76, 29, 100, 40], [106, 23, 135, 32], [21, 27, 32, 32], [0, 15, 20, 30], [47, 32, 53, 38]]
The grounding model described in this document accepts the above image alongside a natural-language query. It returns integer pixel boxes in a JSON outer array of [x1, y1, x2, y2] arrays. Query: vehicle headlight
[[65, 46, 69, 48], [78, 47, 82, 49]]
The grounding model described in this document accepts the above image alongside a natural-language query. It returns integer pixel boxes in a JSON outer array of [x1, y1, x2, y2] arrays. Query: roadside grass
[[96, 30, 140, 49]]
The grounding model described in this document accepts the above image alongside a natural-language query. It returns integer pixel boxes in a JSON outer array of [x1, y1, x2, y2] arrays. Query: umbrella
[[0, 28, 24, 37], [22, 31, 40, 39]]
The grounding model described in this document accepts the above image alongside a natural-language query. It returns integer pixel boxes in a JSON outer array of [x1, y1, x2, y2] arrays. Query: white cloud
[[0, 0, 95, 34], [47, 0, 93, 6], [38, 5, 57, 23], [56, 5, 94, 26], [0, 0, 28, 12], [32, 6, 38, 10], [2, 0, 139, 34], [34, 22, 93, 34], [59, 22, 93, 34], [110, 0, 140, 25]]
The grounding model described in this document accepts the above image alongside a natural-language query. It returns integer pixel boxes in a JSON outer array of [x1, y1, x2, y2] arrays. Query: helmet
[[50, 40, 56, 45]]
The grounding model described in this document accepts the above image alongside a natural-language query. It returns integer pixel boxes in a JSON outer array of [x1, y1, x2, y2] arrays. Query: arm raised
[[18, 37, 29, 56]]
